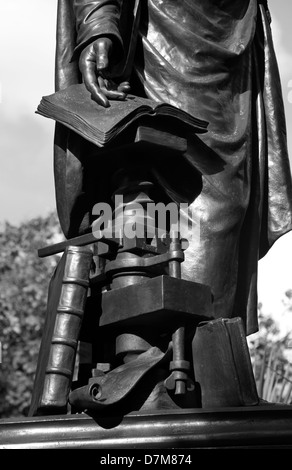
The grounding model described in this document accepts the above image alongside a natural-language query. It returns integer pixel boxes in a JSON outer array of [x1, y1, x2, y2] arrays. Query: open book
[[36, 83, 208, 147]]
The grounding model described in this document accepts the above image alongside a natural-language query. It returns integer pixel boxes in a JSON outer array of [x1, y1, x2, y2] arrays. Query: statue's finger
[[119, 81, 131, 88], [83, 62, 110, 107], [118, 82, 131, 93], [97, 76, 127, 100], [105, 79, 130, 93], [99, 87, 127, 100]]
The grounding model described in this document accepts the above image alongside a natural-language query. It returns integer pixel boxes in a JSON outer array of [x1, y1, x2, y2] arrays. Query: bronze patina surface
[[54, 0, 292, 335], [25, 0, 292, 429]]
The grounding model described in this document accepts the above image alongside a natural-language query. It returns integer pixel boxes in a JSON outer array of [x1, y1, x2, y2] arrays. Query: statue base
[[1, 405, 292, 449]]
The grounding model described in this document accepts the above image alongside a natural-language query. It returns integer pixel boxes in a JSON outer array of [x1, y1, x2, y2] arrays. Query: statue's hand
[[79, 37, 130, 107]]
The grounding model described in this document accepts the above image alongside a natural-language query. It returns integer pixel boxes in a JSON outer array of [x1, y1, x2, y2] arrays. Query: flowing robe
[[54, 0, 292, 334]]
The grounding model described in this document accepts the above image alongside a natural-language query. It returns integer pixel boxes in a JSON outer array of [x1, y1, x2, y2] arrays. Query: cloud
[[0, 0, 57, 224], [270, 16, 292, 83], [0, 111, 55, 224], [258, 231, 292, 335]]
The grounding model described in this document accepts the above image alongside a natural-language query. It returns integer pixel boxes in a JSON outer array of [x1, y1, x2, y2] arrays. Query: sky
[[0, 0, 291, 334]]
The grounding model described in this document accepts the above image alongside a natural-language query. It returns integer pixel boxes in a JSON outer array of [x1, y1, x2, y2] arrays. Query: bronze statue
[[28, 0, 292, 417], [2, 1, 292, 448], [54, 0, 292, 336]]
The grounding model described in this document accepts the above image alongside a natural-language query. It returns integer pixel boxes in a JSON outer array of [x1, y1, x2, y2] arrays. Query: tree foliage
[[248, 302, 292, 404], [0, 211, 291, 416], [0, 212, 63, 418]]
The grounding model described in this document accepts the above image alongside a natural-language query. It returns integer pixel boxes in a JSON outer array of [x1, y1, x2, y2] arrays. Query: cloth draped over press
[[53, 0, 292, 335]]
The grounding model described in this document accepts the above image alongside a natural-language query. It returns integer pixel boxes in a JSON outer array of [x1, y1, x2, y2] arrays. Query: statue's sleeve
[[72, 0, 123, 59]]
